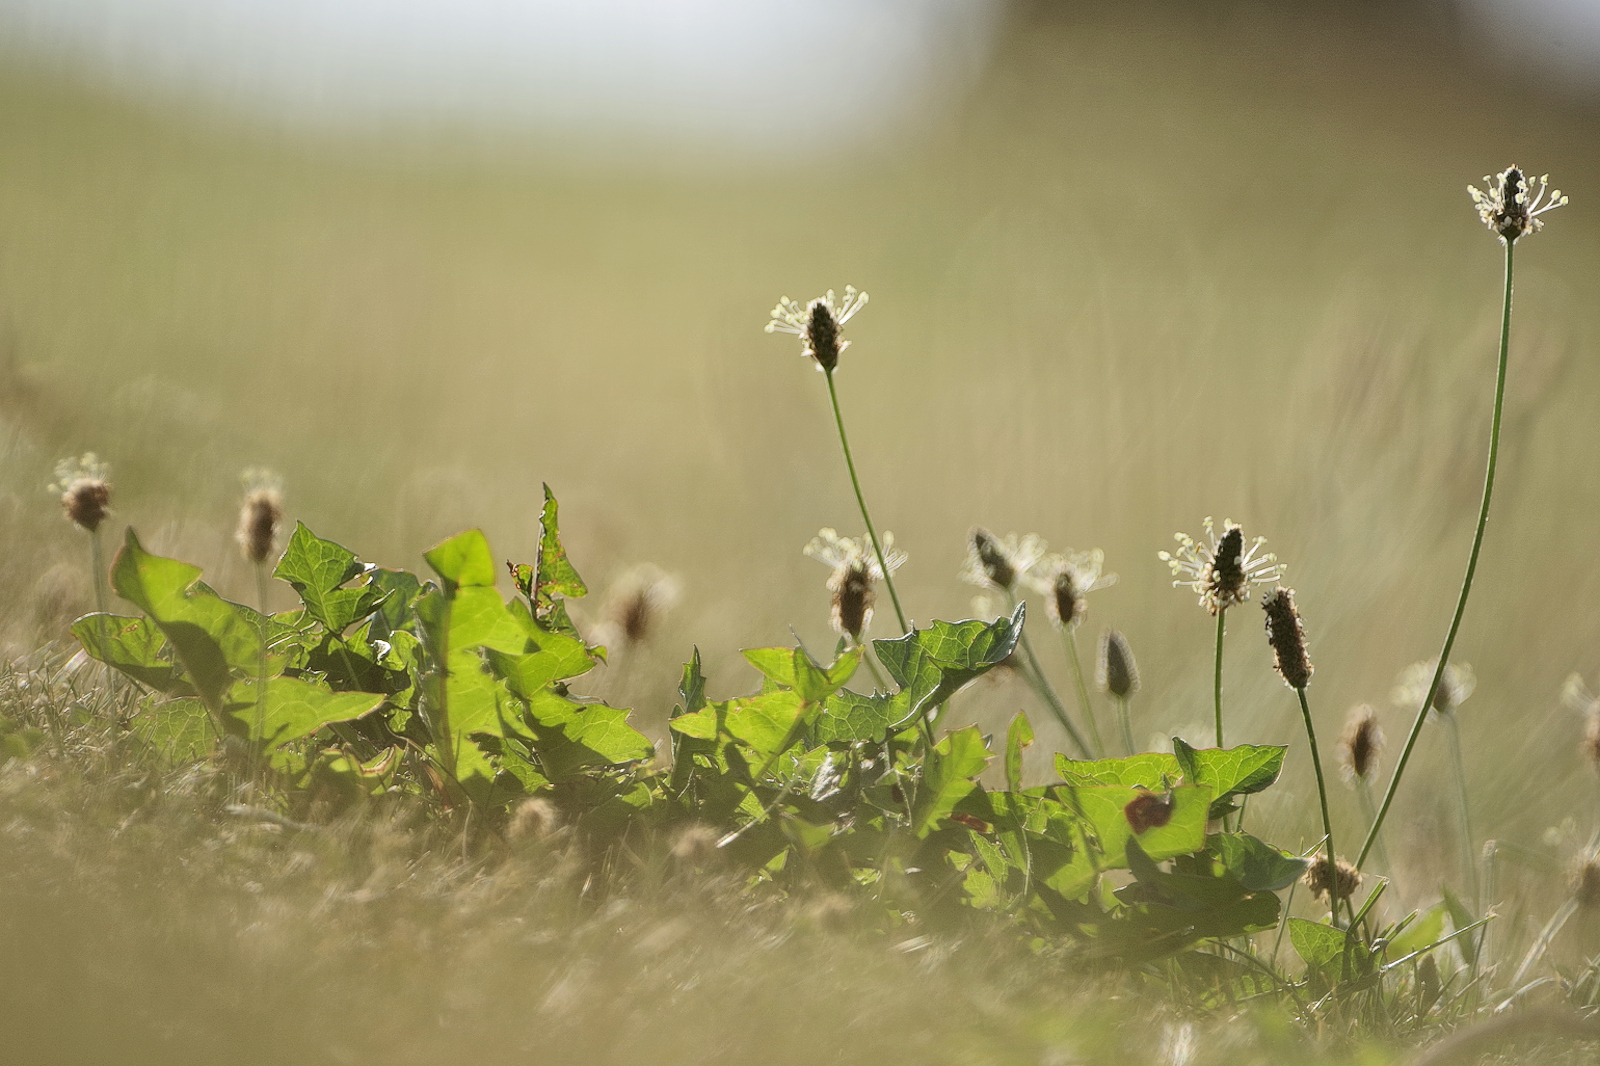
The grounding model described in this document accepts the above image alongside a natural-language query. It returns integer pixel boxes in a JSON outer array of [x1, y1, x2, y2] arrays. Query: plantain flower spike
[[765, 287, 868, 373], [236, 469, 284, 565], [1097, 629, 1139, 699], [1262, 586, 1312, 690], [1468, 166, 1566, 245], [804, 527, 906, 641], [1304, 853, 1362, 902], [1160, 517, 1282, 614], [1339, 704, 1385, 784], [960, 528, 1045, 594], [1027, 548, 1116, 630], [49, 453, 112, 533]]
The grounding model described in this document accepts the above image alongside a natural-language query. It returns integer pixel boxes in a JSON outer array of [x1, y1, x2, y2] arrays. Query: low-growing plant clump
[[5, 164, 1599, 1065]]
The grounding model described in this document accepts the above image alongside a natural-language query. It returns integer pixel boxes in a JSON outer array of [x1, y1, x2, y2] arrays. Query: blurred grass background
[[1, 0, 1598, 935]]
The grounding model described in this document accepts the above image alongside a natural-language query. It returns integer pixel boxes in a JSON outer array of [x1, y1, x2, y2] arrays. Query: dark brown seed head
[[1493, 167, 1530, 241], [237, 488, 283, 565], [830, 562, 875, 639], [1576, 859, 1600, 909], [1207, 525, 1247, 606], [62, 477, 111, 532], [1050, 568, 1082, 629], [1340, 704, 1384, 783], [1098, 629, 1139, 699], [1304, 854, 1362, 901], [1584, 707, 1600, 775], [971, 527, 1015, 590], [807, 299, 842, 372], [1262, 586, 1312, 690]]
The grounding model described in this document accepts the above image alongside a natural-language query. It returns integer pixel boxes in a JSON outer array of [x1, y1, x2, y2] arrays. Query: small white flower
[[1026, 548, 1116, 630], [1468, 167, 1566, 244]]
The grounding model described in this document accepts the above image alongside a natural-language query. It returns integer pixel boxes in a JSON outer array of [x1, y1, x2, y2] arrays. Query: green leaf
[[742, 647, 796, 688], [1389, 902, 1449, 959], [1441, 884, 1481, 965], [131, 696, 213, 762], [1211, 833, 1309, 892], [1055, 751, 1180, 789], [225, 677, 384, 750], [482, 633, 596, 701], [723, 691, 806, 757], [871, 605, 1024, 719], [1066, 784, 1212, 868], [72, 613, 189, 694], [272, 523, 387, 633], [111, 529, 263, 714], [675, 647, 707, 717], [424, 529, 499, 591], [1005, 711, 1033, 793], [368, 568, 425, 637], [1172, 737, 1287, 817], [1290, 918, 1371, 983], [535, 485, 587, 604], [912, 726, 991, 837], [521, 689, 654, 779], [813, 689, 898, 744]]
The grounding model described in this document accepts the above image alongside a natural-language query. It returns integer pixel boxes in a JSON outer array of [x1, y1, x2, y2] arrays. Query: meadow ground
[[3, 3, 1600, 1061]]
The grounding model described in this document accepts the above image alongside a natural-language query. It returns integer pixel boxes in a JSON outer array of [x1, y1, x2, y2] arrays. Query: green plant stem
[[89, 527, 115, 701], [1062, 627, 1104, 758], [1358, 240, 1515, 869], [1213, 608, 1227, 748], [1297, 687, 1337, 923], [254, 561, 270, 766], [823, 369, 908, 635], [1356, 779, 1392, 874], [1006, 591, 1090, 758], [1116, 694, 1136, 756], [1442, 711, 1479, 906]]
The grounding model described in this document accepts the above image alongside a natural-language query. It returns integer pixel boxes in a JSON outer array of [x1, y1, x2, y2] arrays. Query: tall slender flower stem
[[1442, 711, 1478, 904], [1062, 628, 1104, 757], [1115, 694, 1136, 756], [1213, 608, 1227, 748], [1297, 687, 1337, 923], [1007, 592, 1090, 758], [823, 369, 908, 635], [1358, 241, 1515, 869]]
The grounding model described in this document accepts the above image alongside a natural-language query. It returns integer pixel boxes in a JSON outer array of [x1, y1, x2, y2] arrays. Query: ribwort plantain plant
[[1358, 168, 1567, 873]]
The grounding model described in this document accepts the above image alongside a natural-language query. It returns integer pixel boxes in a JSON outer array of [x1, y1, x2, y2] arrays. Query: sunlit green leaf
[[912, 726, 991, 837], [72, 613, 189, 694], [1172, 737, 1286, 816], [535, 485, 587, 604], [424, 529, 499, 590], [1055, 751, 1179, 789], [111, 529, 262, 714], [872, 605, 1024, 719], [1005, 711, 1033, 794], [272, 523, 387, 633], [225, 676, 384, 750], [1211, 832, 1308, 892], [724, 691, 806, 756], [131, 696, 213, 763], [1065, 783, 1211, 868]]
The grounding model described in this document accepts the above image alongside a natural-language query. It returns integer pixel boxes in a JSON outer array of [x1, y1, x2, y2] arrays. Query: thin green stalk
[[254, 562, 271, 767], [1442, 711, 1479, 905], [1115, 694, 1136, 756], [89, 527, 115, 700], [1297, 687, 1337, 923], [1006, 591, 1090, 758], [1356, 779, 1392, 873], [823, 369, 907, 635], [1062, 627, 1104, 758], [1213, 608, 1227, 748], [1358, 240, 1515, 869]]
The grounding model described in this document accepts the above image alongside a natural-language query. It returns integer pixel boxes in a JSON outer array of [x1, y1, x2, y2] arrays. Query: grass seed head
[[764, 287, 867, 373], [1262, 586, 1312, 690], [1339, 704, 1384, 783], [49, 453, 111, 533], [1469, 166, 1566, 244], [1097, 628, 1139, 699], [1304, 853, 1362, 901]]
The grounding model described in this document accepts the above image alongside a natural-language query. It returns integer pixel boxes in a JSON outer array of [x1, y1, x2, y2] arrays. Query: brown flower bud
[[237, 488, 283, 565], [1262, 586, 1312, 690]]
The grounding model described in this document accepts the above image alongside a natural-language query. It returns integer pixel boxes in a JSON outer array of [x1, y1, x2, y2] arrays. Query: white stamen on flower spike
[[765, 287, 867, 372], [1159, 517, 1282, 615], [1468, 166, 1567, 244], [804, 527, 905, 639]]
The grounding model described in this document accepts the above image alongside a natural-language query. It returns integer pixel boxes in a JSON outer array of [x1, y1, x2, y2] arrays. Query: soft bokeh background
[[1, 0, 1598, 915]]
